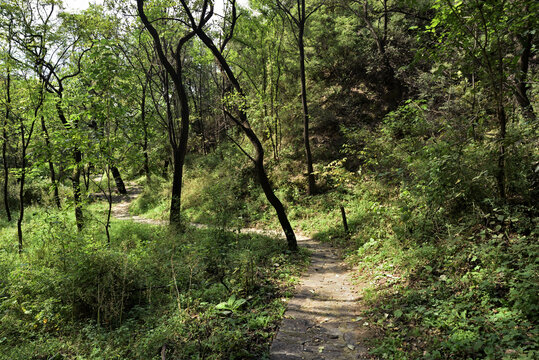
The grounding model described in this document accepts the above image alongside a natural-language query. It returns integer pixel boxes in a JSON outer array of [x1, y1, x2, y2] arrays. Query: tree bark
[[110, 166, 127, 194], [162, 159, 169, 179], [17, 122, 30, 254], [298, 24, 316, 195], [2, 72, 12, 221], [496, 104, 506, 200], [141, 83, 151, 181], [340, 205, 349, 234], [17, 96, 38, 253], [56, 100, 84, 230], [137, 0, 193, 229]]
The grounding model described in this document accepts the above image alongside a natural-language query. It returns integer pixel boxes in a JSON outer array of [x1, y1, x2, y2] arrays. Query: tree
[[346, 0, 405, 108], [0, 13, 14, 221], [275, 0, 324, 195], [429, 0, 538, 200], [137, 0, 197, 228], [178, 0, 298, 250]]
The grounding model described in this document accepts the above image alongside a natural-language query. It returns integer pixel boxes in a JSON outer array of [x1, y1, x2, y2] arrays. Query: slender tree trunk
[[162, 158, 169, 179], [141, 84, 151, 181], [41, 117, 61, 208], [497, 104, 506, 200], [515, 33, 535, 121], [194, 29, 298, 251], [110, 166, 127, 195], [56, 100, 84, 230], [298, 25, 316, 195], [137, 2, 193, 229], [168, 58, 190, 228], [105, 166, 112, 244], [2, 73, 12, 221], [169, 148, 184, 226], [17, 111, 37, 253], [73, 148, 83, 231], [17, 124, 28, 253], [340, 205, 349, 234]]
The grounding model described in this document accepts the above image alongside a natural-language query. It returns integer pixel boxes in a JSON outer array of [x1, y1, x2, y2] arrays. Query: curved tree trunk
[[137, 0, 193, 229], [194, 29, 298, 251], [515, 33, 535, 121]]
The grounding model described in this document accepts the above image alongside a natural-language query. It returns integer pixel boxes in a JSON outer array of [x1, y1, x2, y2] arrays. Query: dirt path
[[270, 237, 374, 359], [108, 185, 373, 358], [109, 185, 167, 226]]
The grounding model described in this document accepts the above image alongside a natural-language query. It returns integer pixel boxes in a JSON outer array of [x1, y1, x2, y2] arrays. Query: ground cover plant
[[0, 210, 308, 359]]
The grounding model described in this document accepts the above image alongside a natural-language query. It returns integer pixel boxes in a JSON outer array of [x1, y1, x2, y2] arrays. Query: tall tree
[[276, 0, 323, 195], [137, 0, 196, 228], [179, 0, 298, 250], [0, 15, 13, 221], [15, 0, 92, 229], [429, 0, 537, 200]]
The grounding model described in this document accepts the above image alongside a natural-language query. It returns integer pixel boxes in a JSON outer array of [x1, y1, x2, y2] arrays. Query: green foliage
[[0, 202, 308, 359]]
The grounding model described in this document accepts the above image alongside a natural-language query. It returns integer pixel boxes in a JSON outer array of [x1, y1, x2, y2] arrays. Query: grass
[[0, 200, 309, 359]]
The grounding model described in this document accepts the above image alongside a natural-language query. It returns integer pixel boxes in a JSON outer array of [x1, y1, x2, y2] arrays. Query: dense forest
[[0, 0, 537, 358]]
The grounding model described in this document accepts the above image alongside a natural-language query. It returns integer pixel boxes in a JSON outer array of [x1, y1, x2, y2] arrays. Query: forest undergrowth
[[0, 197, 309, 359], [126, 111, 538, 359]]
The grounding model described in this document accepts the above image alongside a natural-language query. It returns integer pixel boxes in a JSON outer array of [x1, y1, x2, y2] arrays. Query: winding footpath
[[270, 237, 374, 359], [109, 186, 375, 359]]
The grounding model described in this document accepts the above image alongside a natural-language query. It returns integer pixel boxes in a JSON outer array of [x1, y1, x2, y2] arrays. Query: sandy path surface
[[270, 237, 374, 359]]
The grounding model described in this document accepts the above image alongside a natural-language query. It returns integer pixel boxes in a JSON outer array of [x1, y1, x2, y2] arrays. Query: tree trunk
[[162, 159, 169, 179], [340, 205, 349, 234], [41, 117, 61, 208], [17, 125, 28, 254], [169, 148, 184, 227], [110, 166, 127, 195], [73, 149, 84, 231], [141, 83, 151, 181], [17, 108, 37, 253], [56, 100, 84, 230], [137, 0, 192, 229], [496, 104, 506, 200], [515, 33, 535, 121], [298, 26, 316, 195], [194, 29, 298, 251], [2, 73, 11, 221]]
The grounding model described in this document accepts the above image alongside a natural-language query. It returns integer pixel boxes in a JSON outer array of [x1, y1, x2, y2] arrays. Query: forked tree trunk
[[137, 0, 193, 229]]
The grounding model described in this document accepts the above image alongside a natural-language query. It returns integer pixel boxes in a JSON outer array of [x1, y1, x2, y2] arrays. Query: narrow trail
[[108, 185, 374, 359], [270, 238, 374, 359], [109, 184, 167, 225]]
